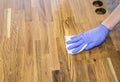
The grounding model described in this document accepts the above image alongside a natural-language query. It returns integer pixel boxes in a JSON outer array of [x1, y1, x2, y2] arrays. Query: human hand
[[66, 24, 110, 54]]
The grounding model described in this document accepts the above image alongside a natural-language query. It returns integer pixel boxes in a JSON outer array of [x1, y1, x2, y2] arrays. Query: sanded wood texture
[[0, 0, 120, 82]]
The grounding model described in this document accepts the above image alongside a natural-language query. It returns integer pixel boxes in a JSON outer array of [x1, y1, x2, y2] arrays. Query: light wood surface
[[0, 0, 120, 82]]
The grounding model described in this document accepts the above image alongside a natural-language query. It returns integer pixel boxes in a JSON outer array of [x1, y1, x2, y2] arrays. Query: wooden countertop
[[0, 0, 120, 82]]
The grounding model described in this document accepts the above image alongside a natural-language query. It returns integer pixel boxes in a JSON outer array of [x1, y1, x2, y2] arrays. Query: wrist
[[101, 23, 111, 31], [98, 24, 111, 33], [101, 22, 113, 30]]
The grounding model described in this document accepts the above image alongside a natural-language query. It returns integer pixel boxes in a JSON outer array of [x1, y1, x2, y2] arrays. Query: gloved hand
[[66, 24, 110, 54]]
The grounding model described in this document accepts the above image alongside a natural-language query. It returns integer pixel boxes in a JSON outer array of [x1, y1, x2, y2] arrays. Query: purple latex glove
[[66, 24, 110, 54]]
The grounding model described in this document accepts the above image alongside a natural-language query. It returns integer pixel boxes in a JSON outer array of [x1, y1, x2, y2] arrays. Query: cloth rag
[[65, 36, 88, 54]]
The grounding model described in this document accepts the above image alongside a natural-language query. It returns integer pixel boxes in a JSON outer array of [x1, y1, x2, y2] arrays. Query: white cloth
[[65, 36, 88, 54]]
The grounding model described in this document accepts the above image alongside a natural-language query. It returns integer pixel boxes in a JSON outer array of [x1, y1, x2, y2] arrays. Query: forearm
[[102, 4, 120, 30]]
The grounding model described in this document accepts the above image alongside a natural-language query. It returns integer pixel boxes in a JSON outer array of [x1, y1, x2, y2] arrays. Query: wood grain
[[0, 0, 120, 82]]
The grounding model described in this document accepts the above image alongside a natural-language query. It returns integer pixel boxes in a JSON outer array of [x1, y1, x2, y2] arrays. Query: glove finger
[[66, 36, 82, 44], [67, 40, 83, 50], [72, 43, 86, 54], [85, 43, 95, 50]]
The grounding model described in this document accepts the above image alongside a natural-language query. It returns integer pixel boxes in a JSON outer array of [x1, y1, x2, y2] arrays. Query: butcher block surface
[[0, 0, 120, 82]]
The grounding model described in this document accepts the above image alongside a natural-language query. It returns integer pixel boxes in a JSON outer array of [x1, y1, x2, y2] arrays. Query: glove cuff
[[99, 24, 111, 33]]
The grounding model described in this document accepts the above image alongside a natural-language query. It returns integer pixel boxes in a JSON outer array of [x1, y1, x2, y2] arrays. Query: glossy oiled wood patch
[[0, 0, 120, 82]]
